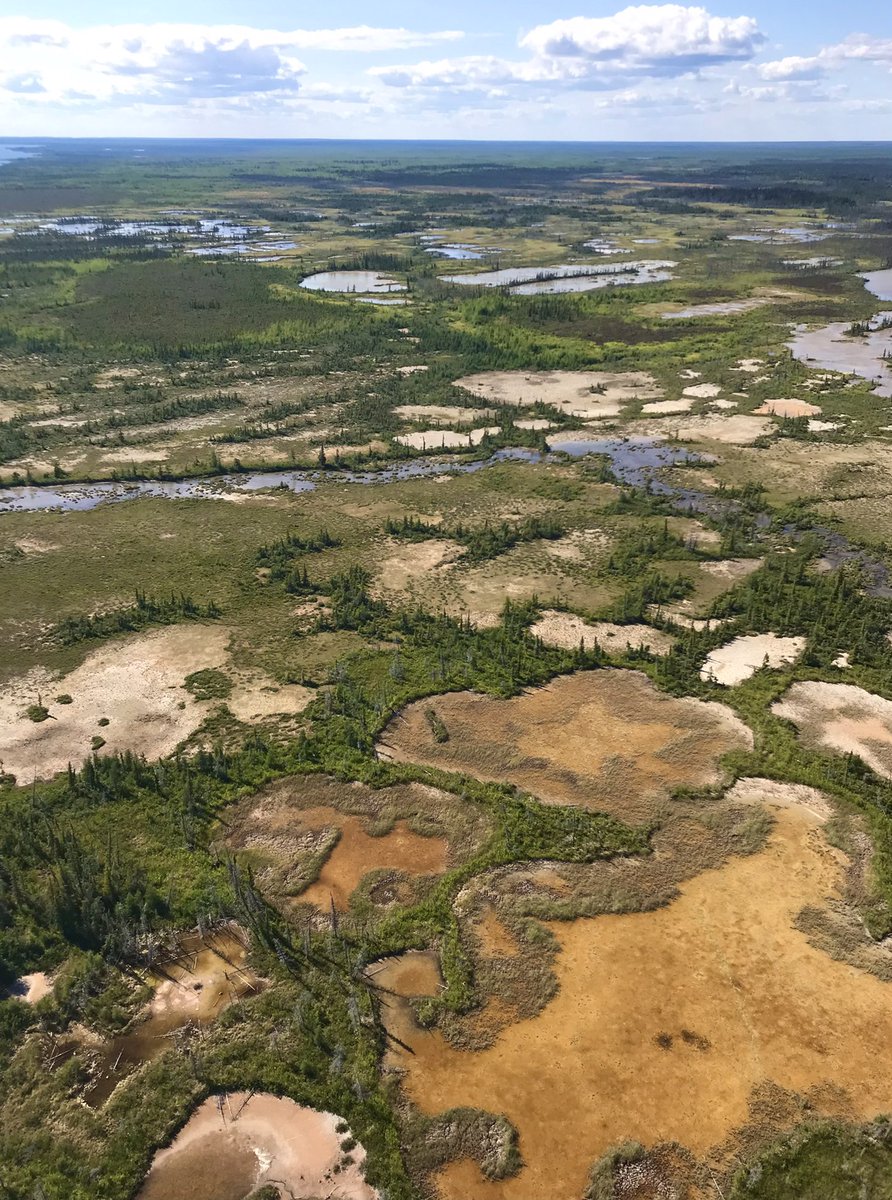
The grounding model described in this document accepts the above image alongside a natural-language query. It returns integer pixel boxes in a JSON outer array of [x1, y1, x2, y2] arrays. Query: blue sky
[[0, 1, 890, 139]]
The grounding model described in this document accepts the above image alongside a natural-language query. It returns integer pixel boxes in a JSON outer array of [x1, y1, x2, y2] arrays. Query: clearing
[[773, 681, 892, 779], [378, 670, 751, 824], [138, 1093, 377, 1200], [390, 787, 892, 1200]]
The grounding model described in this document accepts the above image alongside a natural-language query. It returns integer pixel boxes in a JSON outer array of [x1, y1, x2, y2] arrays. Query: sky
[[0, 0, 890, 141]]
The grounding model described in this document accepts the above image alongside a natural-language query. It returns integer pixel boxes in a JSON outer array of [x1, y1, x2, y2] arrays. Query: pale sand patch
[[649, 601, 729, 632], [393, 405, 494, 425], [374, 538, 464, 596], [227, 678, 314, 723], [379, 670, 752, 824], [455, 371, 661, 419], [513, 418, 553, 430], [662, 299, 769, 319], [100, 448, 169, 464], [754, 399, 823, 418], [809, 419, 841, 433], [833, 652, 852, 669], [0, 625, 231, 781], [138, 1093, 377, 1200], [530, 610, 674, 656], [404, 803, 892, 1200], [679, 369, 702, 380], [682, 383, 722, 399], [13, 537, 59, 555], [396, 365, 429, 375], [710, 399, 739, 410], [724, 776, 834, 823], [639, 414, 776, 445], [698, 558, 763, 584], [395, 427, 499, 450], [8, 972, 53, 1004], [700, 633, 806, 687], [640, 397, 697, 415], [734, 359, 766, 373], [772, 681, 892, 780]]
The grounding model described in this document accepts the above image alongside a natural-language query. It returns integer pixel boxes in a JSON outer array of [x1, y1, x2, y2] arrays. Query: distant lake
[[0, 145, 35, 167]]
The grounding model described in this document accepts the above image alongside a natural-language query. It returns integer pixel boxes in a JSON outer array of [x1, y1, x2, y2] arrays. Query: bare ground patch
[[773, 681, 892, 780], [378, 670, 752, 824], [0, 624, 231, 781], [393, 801, 892, 1200], [455, 371, 661, 419], [530, 611, 674, 656], [137, 1093, 377, 1200], [700, 633, 806, 687]]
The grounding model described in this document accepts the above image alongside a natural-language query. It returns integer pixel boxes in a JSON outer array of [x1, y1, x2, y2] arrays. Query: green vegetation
[[2, 139, 892, 1198]]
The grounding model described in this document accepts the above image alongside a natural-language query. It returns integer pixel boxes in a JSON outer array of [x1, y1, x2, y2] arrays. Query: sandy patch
[[379, 670, 752, 824], [724, 776, 834, 823], [513, 418, 553, 430], [398, 801, 892, 1200], [393, 405, 493, 425], [639, 414, 776, 445], [809, 419, 840, 433], [700, 633, 806, 687], [698, 557, 763, 584], [682, 383, 722, 399], [395, 427, 499, 450], [772, 681, 892, 780], [138, 1093, 377, 1200], [530, 611, 674, 656], [0, 625, 230, 781], [754, 399, 823, 418], [374, 538, 464, 597], [8, 972, 53, 1004], [455, 371, 661, 419], [396, 365, 429, 375], [13, 537, 59, 555], [640, 397, 697, 415], [734, 359, 766, 373], [100, 448, 170, 464], [710, 398, 738, 410], [662, 299, 769, 319], [227, 677, 314, 723]]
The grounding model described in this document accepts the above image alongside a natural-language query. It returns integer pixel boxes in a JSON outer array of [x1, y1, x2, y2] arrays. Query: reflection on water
[[789, 314, 892, 398]]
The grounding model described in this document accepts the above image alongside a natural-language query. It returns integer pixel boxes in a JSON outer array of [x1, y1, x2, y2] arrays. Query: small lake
[[789, 314, 892, 398], [861, 269, 892, 303], [300, 271, 406, 294], [440, 260, 675, 294]]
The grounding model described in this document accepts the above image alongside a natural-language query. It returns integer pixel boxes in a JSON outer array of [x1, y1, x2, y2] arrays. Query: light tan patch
[[700, 634, 806, 687], [138, 1093, 377, 1200], [397, 804, 892, 1200], [0, 624, 230, 781], [530, 611, 674, 656], [754, 399, 823, 418], [379, 670, 751, 824], [455, 370, 661, 419], [773, 681, 892, 780]]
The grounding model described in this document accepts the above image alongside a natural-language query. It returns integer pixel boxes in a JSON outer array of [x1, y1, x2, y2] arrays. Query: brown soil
[[754, 398, 823, 418], [455, 370, 661, 418], [50, 926, 263, 1106], [298, 809, 449, 911], [529, 611, 674, 657], [373, 538, 464, 599], [378, 670, 752, 824], [138, 1092, 377, 1200], [224, 776, 486, 917], [394, 799, 892, 1200], [773, 681, 892, 779], [473, 908, 521, 958]]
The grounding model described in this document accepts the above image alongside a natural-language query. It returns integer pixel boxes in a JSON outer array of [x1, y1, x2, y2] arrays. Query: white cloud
[[0, 19, 464, 107], [822, 35, 892, 65], [757, 55, 823, 81], [521, 6, 764, 70], [373, 4, 765, 98]]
